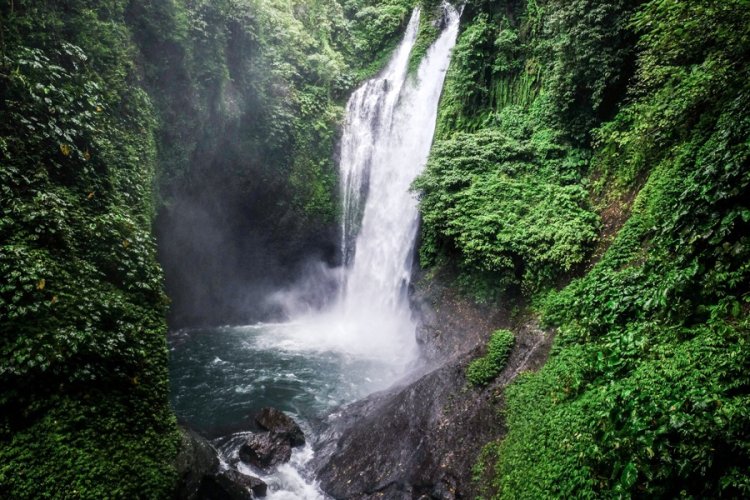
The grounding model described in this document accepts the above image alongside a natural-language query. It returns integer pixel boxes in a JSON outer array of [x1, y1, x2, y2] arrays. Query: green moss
[[467, 329, 515, 387], [471, 440, 503, 498]]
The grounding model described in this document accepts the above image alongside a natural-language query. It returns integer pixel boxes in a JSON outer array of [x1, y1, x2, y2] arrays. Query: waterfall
[[338, 8, 421, 271], [276, 3, 460, 365], [337, 3, 461, 352]]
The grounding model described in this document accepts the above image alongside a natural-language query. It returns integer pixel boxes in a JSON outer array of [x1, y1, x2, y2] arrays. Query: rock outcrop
[[174, 426, 267, 499], [197, 470, 267, 499], [313, 272, 553, 498], [238, 408, 306, 470], [239, 433, 292, 469], [175, 427, 221, 499], [255, 407, 306, 447]]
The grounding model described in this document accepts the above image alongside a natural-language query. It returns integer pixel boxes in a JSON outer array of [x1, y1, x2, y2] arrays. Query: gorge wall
[[411, 0, 750, 496]]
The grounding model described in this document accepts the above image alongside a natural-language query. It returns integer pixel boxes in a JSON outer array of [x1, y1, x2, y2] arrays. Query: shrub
[[467, 329, 515, 387]]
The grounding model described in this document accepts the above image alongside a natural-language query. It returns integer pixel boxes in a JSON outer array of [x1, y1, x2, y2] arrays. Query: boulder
[[174, 426, 220, 499], [228, 471, 267, 498], [197, 470, 267, 499], [255, 407, 305, 447], [239, 433, 291, 469]]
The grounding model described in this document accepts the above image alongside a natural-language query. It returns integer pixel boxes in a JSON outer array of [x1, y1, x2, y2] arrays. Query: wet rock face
[[174, 427, 220, 499], [239, 433, 292, 469], [315, 356, 489, 499], [255, 407, 305, 447], [174, 426, 267, 499], [410, 269, 506, 365], [313, 272, 553, 499]]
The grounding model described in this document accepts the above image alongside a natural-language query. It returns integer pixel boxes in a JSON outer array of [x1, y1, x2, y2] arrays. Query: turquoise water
[[169, 323, 407, 436], [169, 322, 414, 498]]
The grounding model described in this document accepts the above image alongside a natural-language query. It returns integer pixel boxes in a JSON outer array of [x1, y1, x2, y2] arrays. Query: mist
[[156, 192, 339, 328]]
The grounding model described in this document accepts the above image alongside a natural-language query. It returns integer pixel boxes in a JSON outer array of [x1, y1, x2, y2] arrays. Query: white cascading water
[[338, 7, 421, 272], [342, 3, 460, 314], [274, 3, 461, 366]]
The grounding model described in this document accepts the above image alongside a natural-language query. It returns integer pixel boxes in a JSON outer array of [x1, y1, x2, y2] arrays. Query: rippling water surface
[[170, 323, 408, 436]]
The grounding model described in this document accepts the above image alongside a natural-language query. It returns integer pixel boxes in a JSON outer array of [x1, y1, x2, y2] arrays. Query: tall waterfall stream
[[170, 5, 460, 497]]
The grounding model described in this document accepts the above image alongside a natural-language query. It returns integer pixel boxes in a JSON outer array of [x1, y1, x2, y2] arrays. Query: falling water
[[290, 2, 463, 364], [338, 8, 421, 270]]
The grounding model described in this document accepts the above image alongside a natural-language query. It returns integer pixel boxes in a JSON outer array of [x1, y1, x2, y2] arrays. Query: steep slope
[[0, 2, 178, 496], [414, 0, 750, 497]]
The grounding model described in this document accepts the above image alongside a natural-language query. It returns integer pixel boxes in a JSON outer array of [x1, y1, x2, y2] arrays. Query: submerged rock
[[197, 470, 267, 499], [239, 433, 292, 469], [255, 407, 305, 447]]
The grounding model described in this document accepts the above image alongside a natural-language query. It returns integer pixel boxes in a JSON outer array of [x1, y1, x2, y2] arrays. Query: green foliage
[[407, 1, 442, 75], [415, 108, 598, 297], [419, 0, 750, 497], [434, 11, 501, 135], [417, 0, 639, 298], [127, 0, 349, 224], [467, 329, 515, 387], [484, 0, 750, 497], [0, 1, 178, 496], [0, 392, 179, 498], [342, 0, 415, 71], [435, 0, 638, 142], [532, 0, 639, 141]]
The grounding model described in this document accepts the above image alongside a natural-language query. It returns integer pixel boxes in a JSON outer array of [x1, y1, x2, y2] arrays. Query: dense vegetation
[[416, 0, 638, 298], [415, 0, 750, 497], [0, 1, 178, 496], [4, 0, 748, 497], [0, 0, 435, 496]]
